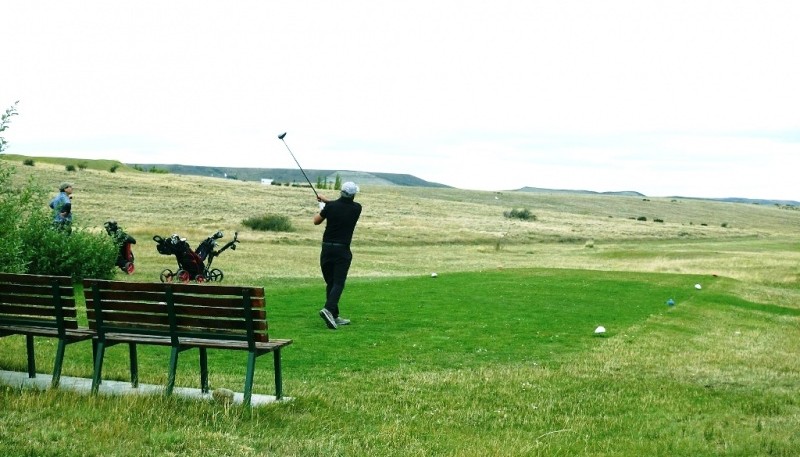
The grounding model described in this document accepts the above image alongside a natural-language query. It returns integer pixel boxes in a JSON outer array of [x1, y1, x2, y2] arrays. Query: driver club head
[[278, 132, 287, 140]]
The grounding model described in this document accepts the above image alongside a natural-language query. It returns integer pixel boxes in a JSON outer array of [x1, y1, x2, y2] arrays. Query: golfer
[[313, 181, 362, 329]]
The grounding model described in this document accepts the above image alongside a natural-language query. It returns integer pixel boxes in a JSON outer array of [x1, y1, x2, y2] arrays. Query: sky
[[2, 1, 799, 201]]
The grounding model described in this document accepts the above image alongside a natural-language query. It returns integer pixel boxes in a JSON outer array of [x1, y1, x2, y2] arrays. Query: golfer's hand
[[319, 202, 325, 210]]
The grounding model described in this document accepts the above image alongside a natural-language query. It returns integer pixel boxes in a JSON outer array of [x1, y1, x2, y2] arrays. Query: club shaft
[[280, 139, 319, 199]]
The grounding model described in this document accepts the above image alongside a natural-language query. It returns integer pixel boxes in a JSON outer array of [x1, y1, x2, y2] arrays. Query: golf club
[[277, 132, 319, 199]]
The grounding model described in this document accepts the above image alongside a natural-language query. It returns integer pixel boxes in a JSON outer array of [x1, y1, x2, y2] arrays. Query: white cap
[[341, 181, 359, 198]]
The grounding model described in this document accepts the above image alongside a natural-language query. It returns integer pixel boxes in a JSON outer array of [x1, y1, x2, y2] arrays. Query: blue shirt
[[49, 192, 72, 223]]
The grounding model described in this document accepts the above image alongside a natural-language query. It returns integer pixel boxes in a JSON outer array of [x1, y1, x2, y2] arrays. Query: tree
[[334, 174, 342, 190], [0, 101, 20, 153]]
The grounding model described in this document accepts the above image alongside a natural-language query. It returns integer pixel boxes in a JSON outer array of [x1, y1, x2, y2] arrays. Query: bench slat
[[87, 311, 267, 333], [84, 301, 266, 319], [0, 283, 75, 297], [84, 278, 265, 297], [0, 272, 73, 287], [0, 302, 78, 319], [0, 324, 92, 339]]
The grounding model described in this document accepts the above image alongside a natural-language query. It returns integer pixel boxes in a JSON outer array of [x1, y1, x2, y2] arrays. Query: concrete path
[[0, 369, 290, 407]]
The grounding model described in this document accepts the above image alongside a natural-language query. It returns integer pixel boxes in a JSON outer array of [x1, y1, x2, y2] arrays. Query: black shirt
[[320, 197, 362, 245]]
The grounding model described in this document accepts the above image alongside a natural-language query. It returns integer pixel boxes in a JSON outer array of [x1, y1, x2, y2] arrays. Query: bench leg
[[91, 342, 106, 394], [199, 348, 209, 393], [167, 346, 179, 396], [26, 335, 36, 378], [274, 349, 283, 400], [51, 339, 67, 388], [129, 343, 139, 388], [243, 351, 257, 408]]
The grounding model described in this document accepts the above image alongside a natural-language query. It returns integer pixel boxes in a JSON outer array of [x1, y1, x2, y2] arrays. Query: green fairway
[[272, 269, 709, 376], [3, 269, 798, 456]]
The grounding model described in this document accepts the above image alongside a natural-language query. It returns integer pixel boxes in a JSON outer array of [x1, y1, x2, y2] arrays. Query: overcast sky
[[3, 1, 799, 200]]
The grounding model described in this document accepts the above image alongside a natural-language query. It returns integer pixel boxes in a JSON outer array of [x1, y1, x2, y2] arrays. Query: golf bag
[[104, 220, 136, 274], [153, 230, 239, 283]]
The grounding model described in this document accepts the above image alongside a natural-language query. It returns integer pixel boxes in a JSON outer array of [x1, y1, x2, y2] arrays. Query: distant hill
[[516, 186, 799, 207], [131, 164, 451, 188], [2, 155, 797, 206], [669, 196, 800, 207], [516, 186, 645, 197]]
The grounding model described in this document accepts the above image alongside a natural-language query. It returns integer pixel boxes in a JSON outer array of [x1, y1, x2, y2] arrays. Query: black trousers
[[320, 244, 352, 318]]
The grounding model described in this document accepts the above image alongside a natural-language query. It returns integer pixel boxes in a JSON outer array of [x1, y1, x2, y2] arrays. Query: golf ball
[[431, 272, 438, 278], [594, 326, 606, 334], [694, 284, 702, 290]]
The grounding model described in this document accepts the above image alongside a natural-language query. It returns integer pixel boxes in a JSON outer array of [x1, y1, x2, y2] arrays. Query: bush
[[0, 161, 117, 279], [242, 214, 295, 232], [19, 211, 117, 279], [78, 162, 88, 170], [503, 208, 536, 221], [637, 216, 647, 221], [65, 164, 76, 172], [109, 164, 119, 173], [23, 159, 34, 166]]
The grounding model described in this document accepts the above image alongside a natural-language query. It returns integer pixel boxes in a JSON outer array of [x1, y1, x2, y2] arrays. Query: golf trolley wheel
[[160, 269, 174, 283], [195, 274, 206, 283], [208, 268, 223, 282], [176, 270, 191, 284], [125, 262, 135, 275]]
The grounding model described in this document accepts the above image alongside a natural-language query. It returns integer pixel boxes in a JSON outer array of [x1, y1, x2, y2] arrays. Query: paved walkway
[[0, 370, 290, 407]]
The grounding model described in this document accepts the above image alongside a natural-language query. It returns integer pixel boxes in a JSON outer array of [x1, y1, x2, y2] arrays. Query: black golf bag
[[104, 220, 136, 274]]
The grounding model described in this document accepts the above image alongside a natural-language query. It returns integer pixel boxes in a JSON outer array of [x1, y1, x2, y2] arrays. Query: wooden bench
[[83, 278, 292, 407], [0, 272, 94, 388]]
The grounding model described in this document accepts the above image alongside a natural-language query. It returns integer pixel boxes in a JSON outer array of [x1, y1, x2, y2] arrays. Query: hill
[[3, 154, 798, 206], [516, 186, 645, 197], [131, 163, 451, 188]]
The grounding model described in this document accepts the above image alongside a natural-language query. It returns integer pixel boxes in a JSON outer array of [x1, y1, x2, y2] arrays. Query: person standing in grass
[[49, 182, 73, 230], [313, 181, 362, 330]]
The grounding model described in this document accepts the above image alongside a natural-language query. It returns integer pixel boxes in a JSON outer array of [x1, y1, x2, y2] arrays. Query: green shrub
[[503, 208, 536, 221], [242, 214, 295, 232], [653, 218, 664, 223], [23, 159, 34, 166], [18, 209, 117, 279], [0, 161, 117, 279], [637, 216, 647, 221], [109, 164, 119, 173], [78, 162, 88, 170], [65, 164, 76, 172]]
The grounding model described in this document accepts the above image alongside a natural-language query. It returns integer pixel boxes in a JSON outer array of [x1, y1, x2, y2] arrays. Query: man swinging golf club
[[313, 181, 362, 329]]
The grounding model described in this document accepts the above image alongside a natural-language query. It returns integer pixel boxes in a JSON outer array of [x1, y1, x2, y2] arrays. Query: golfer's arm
[[313, 213, 324, 225]]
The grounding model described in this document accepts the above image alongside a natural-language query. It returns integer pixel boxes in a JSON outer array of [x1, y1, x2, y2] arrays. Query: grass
[[1, 156, 799, 456]]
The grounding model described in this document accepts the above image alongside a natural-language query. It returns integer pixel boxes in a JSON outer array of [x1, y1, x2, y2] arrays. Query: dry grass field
[[3, 157, 800, 456], [7, 158, 800, 302]]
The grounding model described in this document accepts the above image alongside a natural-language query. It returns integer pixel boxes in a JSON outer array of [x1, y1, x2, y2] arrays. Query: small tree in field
[[0, 101, 19, 153]]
